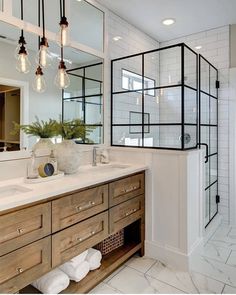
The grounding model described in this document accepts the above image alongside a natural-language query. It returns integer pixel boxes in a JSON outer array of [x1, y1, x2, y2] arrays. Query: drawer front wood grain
[[0, 203, 51, 256], [109, 173, 144, 206], [52, 212, 108, 267], [0, 237, 51, 294], [52, 185, 108, 232], [109, 195, 144, 234]]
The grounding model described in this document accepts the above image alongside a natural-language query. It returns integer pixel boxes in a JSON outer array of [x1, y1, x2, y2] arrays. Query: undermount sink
[[91, 164, 130, 171], [0, 185, 32, 198]]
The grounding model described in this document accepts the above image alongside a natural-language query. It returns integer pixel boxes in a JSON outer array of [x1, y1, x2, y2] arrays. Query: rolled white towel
[[32, 268, 70, 294], [59, 260, 90, 282], [65, 250, 88, 269], [86, 248, 102, 270]]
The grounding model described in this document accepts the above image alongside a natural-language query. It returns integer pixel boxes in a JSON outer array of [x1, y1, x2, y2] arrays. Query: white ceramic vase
[[55, 140, 80, 174], [32, 138, 54, 153]]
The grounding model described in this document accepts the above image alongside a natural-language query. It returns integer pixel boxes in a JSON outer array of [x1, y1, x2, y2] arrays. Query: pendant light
[[55, 0, 70, 89], [16, 0, 31, 74], [32, 0, 46, 93], [55, 47, 70, 89], [35, 0, 52, 68], [58, 0, 69, 46]]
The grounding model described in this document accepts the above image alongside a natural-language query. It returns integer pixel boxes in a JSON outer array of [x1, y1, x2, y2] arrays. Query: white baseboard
[[145, 238, 203, 271]]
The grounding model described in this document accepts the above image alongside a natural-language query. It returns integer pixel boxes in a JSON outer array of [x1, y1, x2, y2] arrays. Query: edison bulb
[[55, 67, 70, 89], [36, 45, 52, 68], [16, 52, 31, 74], [33, 74, 46, 93], [32, 66, 46, 93], [57, 16, 69, 46]]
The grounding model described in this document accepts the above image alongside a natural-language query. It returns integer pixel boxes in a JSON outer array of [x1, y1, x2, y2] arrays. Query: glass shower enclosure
[[111, 43, 198, 150], [111, 43, 219, 227]]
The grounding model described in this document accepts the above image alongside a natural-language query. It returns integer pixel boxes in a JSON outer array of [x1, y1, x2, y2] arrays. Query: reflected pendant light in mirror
[[58, 0, 69, 46], [35, 0, 52, 68], [33, 0, 46, 93], [16, 0, 31, 74]]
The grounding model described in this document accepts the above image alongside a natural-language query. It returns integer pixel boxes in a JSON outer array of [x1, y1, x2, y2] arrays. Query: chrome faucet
[[92, 147, 99, 166]]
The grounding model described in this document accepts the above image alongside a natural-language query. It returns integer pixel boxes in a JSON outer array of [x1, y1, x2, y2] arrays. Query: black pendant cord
[[38, 0, 41, 50], [42, 0, 46, 38], [20, 0, 24, 38], [63, 0, 65, 17], [59, 0, 62, 19]]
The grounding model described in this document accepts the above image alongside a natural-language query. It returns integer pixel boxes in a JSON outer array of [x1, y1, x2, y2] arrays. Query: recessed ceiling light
[[113, 36, 122, 41], [195, 45, 202, 50], [162, 18, 175, 26]]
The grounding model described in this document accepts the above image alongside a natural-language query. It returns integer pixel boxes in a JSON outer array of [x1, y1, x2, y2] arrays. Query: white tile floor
[[90, 224, 236, 294]]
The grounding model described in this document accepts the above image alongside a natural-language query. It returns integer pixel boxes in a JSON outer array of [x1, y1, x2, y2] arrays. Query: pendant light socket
[[35, 65, 44, 76], [40, 36, 49, 48], [59, 16, 69, 27], [18, 44, 27, 55], [58, 60, 66, 70], [18, 35, 26, 45]]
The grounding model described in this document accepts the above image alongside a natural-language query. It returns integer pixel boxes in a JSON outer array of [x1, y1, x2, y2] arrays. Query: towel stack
[[31, 248, 102, 294]]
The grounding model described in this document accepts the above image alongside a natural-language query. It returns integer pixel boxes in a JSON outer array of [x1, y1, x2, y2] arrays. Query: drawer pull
[[17, 228, 24, 234], [17, 267, 24, 274], [77, 231, 96, 242], [125, 208, 137, 216], [122, 186, 138, 193], [76, 201, 96, 212]]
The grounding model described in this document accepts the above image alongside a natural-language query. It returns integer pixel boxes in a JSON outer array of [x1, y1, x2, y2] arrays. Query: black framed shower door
[[199, 55, 219, 228]]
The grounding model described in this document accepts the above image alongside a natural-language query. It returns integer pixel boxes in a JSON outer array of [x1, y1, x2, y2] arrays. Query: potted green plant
[[54, 119, 94, 174], [12, 117, 58, 152]]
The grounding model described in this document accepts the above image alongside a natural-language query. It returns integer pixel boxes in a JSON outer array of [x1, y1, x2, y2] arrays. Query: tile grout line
[[225, 249, 232, 265], [221, 284, 226, 294]]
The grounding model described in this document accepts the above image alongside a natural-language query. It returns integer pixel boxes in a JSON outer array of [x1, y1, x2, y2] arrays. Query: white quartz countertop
[[0, 162, 148, 213]]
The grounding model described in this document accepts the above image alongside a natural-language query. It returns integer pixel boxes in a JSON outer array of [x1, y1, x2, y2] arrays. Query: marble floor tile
[[108, 266, 184, 294], [228, 228, 236, 240], [199, 243, 231, 263], [146, 261, 224, 294], [89, 282, 122, 294], [210, 225, 232, 241], [125, 255, 156, 273], [226, 251, 236, 267], [190, 255, 236, 287], [222, 284, 236, 294], [103, 265, 125, 283]]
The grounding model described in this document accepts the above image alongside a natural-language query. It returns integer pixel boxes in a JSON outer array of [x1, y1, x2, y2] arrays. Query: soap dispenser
[[27, 151, 38, 179]]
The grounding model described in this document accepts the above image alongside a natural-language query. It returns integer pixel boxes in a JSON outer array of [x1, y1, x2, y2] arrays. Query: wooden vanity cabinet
[[0, 171, 145, 294]]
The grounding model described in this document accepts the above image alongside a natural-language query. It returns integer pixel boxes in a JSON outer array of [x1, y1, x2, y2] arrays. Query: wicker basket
[[95, 229, 124, 255]]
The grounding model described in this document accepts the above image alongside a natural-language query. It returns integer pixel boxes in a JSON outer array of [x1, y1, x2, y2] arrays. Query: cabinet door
[[109, 173, 144, 206], [0, 237, 51, 294], [52, 185, 108, 232], [52, 212, 108, 267], [0, 203, 51, 256], [109, 195, 144, 234]]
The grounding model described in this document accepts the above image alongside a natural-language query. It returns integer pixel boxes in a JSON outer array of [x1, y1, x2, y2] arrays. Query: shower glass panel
[[111, 44, 198, 150], [199, 55, 219, 227]]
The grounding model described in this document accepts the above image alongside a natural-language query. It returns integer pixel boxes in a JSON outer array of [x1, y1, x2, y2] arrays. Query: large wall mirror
[[0, 0, 104, 153]]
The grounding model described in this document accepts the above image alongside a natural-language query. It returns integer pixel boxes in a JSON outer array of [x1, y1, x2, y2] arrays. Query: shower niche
[[111, 43, 198, 150]]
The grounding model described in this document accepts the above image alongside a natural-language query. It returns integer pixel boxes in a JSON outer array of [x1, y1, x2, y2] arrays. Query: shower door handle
[[197, 143, 209, 163]]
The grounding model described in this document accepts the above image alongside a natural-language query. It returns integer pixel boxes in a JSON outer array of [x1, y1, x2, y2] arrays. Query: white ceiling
[[98, 0, 236, 42]]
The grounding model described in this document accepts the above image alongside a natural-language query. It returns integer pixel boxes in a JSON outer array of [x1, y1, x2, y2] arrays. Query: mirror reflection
[[0, 20, 103, 152]]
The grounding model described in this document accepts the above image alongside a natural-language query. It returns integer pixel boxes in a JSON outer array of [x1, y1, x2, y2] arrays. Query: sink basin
[[91, 164, 130, 171], [0, 185, 32, 198]]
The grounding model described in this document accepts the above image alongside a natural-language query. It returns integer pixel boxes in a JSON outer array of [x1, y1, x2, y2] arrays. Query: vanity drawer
[[52, 185, 108, 232], [0, 203, 51, 256], [109, 173, 144, 206], [0, 237, 51, 294], [109, 195, 144, 234], [52, 212, 108, 267]]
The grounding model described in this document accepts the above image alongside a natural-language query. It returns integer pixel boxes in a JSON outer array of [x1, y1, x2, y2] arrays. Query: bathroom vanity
[[0, 165, 146, 294]]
